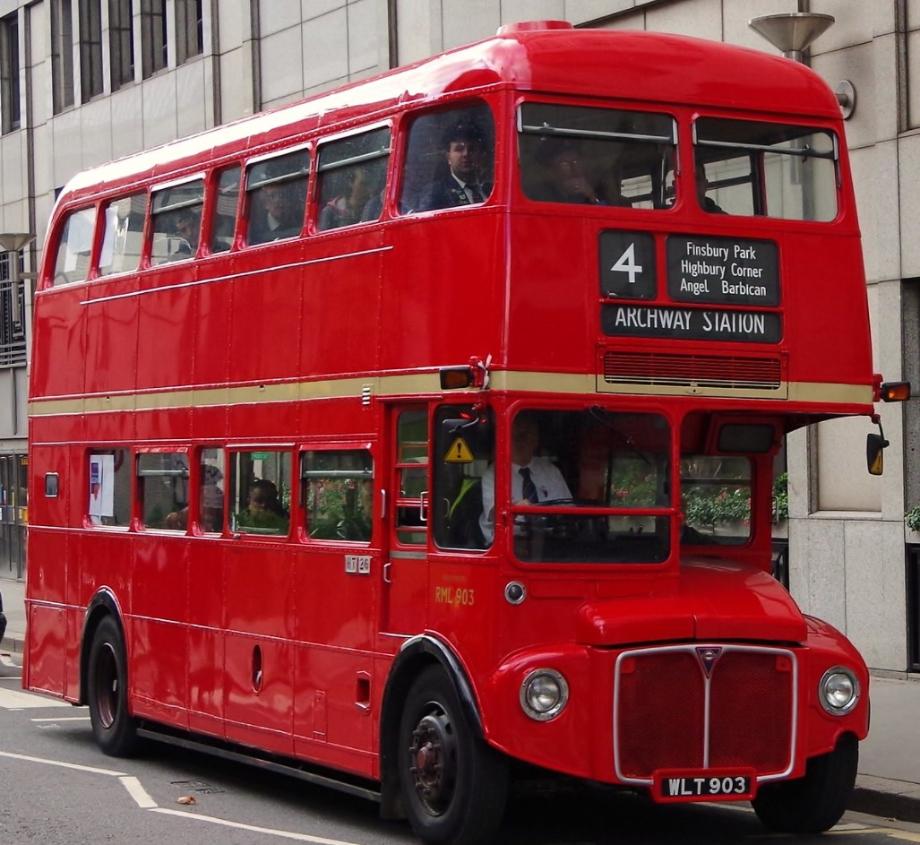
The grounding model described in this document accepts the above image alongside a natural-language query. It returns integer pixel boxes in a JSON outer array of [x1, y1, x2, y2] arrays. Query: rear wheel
[[753, 734, 858, 833], [87, 616, 139, 757], [398, 666, 508, 845]]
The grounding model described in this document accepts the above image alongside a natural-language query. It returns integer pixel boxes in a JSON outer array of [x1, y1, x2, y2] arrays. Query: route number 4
[[610, 242, 643, 285]]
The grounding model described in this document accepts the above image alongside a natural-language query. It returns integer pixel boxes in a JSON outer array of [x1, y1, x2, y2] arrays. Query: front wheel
[[86, 616, 140, 757], [398, 666, 508, 845], [753, 734, 858, 833]]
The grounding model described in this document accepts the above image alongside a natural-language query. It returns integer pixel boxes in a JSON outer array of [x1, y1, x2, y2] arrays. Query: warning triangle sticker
[[444, 437, 475, 463]]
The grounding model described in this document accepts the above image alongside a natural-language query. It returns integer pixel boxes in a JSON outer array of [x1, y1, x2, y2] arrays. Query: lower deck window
[[88, 449, 131, 527], [138, 452, 189, 530], [680, 456, 752, 544], [301, 450, 373, 541], [230, 450, 291, 535]]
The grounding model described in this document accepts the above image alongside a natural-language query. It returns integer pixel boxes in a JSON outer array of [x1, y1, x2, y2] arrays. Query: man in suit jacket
[[417, 120, 490, 211]]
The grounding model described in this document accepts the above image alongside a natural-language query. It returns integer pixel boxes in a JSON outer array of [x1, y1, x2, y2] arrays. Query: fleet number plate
[[657, 773, 752, 801]]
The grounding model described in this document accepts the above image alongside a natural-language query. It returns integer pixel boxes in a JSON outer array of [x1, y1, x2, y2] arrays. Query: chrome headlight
[[520, 668, 569, 721], [819, 666, 859, 715]]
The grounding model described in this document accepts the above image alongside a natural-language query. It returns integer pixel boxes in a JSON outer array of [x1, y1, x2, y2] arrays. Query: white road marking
[[0, 653, 16, 667], [151, 808, 365, 844], [31, 715, 90, 722], [120, 776, 158, 809], [0, 750, 127, 776], [0, 742, 373, 843], [0, 676, 23, 681], [0, 686, 72, 709]]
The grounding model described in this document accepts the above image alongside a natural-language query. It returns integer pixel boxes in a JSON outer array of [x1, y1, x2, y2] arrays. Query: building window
[[79, 0, 103, 101], [141, 0, 167, 78], [0, 251, 26, 367], [51, 0, 75, 113], [109, 0, 134, 90], [0, 12, 20, 132], [175, 0, 202, 64]]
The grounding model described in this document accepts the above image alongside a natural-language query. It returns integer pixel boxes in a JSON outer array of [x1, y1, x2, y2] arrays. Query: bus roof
[[59, 24, 839, 204]]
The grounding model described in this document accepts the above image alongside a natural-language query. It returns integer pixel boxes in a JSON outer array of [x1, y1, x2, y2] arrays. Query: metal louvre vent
[[613, 644, 797, 785], [603, 351, 781, 390]]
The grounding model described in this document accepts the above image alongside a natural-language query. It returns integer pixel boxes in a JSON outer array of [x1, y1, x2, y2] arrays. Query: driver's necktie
[[519, 467, 538, 503]]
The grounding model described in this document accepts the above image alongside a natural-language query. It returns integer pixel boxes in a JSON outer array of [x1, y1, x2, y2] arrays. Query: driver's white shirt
[[479, 457, 572, 544]]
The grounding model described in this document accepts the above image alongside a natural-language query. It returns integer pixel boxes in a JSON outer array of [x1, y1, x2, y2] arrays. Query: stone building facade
[[0, 0, 916, 670]]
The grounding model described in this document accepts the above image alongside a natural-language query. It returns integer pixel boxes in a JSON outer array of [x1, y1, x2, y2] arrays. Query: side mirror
[[866, 432, 888, 476]]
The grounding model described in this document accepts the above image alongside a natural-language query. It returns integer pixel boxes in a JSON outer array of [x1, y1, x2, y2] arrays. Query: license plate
[[656, 772, 753, 802]]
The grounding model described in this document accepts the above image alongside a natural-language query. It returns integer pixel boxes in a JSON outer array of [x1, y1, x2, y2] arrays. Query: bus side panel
[[136, 273, 201, 391], [782, 236, 872, 385], [83, 287, 139, 397], [26, 602, 67, 696], [301, 231, 383, 380], [223, 545, 294, 756], [26, 520, 69, 696], [191, 272, 231, 388], [291, 546, 379, 775], [187, 538, 226, 737], [506, 214, 595, 373], [29, 289, 86, 400], [228, 245, 305, 386], [378, 216, 504, 371], [134, 408, 193, 443], [293, 647, 375, 778], [130, 535, 190, 728]]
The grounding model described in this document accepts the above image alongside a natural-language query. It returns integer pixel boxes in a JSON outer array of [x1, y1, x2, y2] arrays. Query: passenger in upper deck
[[171, 207, 200, 257], [532, 140, 604, 205], [249, 182, 303, 243], [417, 120, 491, 211]]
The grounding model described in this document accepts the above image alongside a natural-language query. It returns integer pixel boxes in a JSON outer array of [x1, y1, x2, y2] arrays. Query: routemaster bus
[[24, 20, 907, 845]]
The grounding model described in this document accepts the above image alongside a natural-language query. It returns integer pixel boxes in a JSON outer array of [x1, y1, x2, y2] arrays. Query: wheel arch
[[379, 634, 484, 820], [79, 588, 126, 706]]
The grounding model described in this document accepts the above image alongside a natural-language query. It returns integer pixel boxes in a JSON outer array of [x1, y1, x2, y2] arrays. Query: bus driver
[[479, 413, 572, 545]]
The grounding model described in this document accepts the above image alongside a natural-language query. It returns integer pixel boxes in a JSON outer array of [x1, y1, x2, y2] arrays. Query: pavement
[[2, 575, 919, 823]]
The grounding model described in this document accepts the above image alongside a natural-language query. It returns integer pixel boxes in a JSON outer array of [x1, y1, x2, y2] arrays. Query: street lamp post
[[749, 12, 856, 119]]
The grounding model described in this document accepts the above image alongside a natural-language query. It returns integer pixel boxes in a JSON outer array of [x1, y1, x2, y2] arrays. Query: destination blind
[[667, 236, 779, 306], [602, 304, 782, 343]]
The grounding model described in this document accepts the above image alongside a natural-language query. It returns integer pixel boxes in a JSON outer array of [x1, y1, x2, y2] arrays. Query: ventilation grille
[[603, 352, 782, 390], [615, 646, 795, 781]]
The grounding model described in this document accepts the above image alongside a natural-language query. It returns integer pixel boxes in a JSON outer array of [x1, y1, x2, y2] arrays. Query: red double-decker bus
[[25, 20, 902, 844]]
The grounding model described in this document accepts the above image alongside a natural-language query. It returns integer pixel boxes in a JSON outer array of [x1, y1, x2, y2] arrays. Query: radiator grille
[[614, 645, 796, 783], [603, 351, 782, 390]]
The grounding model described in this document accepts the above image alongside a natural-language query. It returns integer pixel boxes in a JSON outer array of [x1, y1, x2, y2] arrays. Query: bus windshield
[[518, 102, 677, 209], [479, 408, 672, 563]]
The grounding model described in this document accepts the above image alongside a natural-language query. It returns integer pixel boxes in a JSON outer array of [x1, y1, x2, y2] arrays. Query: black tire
[[753, 733, 858, 833], [86, 616, 140, 757], [398, 666, 508, 845]]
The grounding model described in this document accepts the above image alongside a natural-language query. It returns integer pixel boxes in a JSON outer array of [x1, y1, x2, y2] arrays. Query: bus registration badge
[[654, 769, 754, 803]]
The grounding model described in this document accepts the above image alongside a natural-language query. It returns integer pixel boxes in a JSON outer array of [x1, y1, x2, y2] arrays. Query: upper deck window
[[210, 166, 240, 253], [694, 118, 838, 221], [317, 127, 390, 230], [399, 102, 494, 215], [245, 149, 309, 246], [518, 103, 676, 208], [98, 192, 146, 276], [52, 207, 95, 285], [150, 178, 203, 265]]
